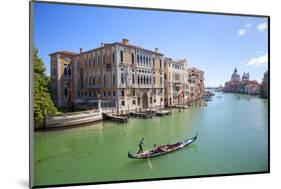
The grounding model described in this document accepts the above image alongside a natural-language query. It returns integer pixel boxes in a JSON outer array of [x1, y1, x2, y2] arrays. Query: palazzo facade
[[50, 39, 165, 112]]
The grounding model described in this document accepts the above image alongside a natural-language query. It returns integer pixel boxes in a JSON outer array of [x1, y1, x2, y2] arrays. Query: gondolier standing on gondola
[[138, 138, 145, 154]]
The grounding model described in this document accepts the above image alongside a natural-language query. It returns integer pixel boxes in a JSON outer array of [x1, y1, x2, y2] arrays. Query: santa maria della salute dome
[[231, 68, 240, 82], [223, 68, 262, 95]]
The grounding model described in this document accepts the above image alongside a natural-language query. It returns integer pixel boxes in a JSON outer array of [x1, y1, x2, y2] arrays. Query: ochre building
[[50, 39, 165, 112]]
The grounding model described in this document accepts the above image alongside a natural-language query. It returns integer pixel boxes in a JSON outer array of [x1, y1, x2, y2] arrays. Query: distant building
[[223, 68, 261, 95], [231, 68, 241, 82], [244, 81, 261, 95], [261, 70, 269, 98], [242, 72, 250, 81], [188, 67, 205, 101], [163, 58, 189, 107]]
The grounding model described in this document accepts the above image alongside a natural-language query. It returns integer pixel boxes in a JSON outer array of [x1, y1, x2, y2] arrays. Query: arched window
[[120, 50, 123, 63], [146, 57, 148, 65], [98, 56, 100, 66], [98, 75, 100, 85], [131, 53, 134, 64], [146, 76, 149, 84], [64, 88, 67, 97], [132, 74, 135, 84], [143, 76, 146, 84], [68, 68, 71, 76], [140, 76, 143, 84], [149, 76, 151, 84], [140, 55, 142, 64], [64, 67, 67, 76], [121, 73, 124, 84], [153, 58, 155, 67], [160, 59, 162, 68], [137, 75, 140, 84], [137, 55, 139, 64]]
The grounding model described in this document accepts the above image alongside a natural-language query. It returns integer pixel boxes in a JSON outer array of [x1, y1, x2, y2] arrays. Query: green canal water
[[34, 92, 269, 186]]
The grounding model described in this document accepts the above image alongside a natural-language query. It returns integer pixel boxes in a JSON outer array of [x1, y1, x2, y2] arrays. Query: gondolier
[[138, 138, 145, 153], [129, 133, 198, 159]]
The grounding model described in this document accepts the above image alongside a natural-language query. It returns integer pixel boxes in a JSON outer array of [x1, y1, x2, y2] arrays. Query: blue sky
[[34, 2, 268, 87]]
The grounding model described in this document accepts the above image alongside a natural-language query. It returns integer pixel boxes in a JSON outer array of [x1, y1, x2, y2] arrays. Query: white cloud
[[245, 54, 268, 67], [244, 21, 253, 28], [237, 21, 253, 37], [257, 22, 268, 32], [238, 29, 246, 36]]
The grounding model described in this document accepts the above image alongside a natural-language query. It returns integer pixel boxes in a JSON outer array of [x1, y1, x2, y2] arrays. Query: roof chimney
[[80, 48, 83, 53], [101, 43, 104, 47], [155, 48, 159, 53], [122, 39, 129, 45]]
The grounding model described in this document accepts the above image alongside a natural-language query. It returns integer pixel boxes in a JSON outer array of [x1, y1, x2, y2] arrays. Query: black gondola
[[128, 133, 198, 159]]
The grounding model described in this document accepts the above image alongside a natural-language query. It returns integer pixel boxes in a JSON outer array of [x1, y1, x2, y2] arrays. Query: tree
[[34, 48, 57, 128]]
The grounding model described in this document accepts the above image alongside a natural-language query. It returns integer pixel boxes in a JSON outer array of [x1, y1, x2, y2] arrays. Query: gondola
[[128, 133, 198, 159]]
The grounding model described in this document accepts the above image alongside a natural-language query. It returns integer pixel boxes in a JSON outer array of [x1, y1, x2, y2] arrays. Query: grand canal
[[34, 92, 268, 186]]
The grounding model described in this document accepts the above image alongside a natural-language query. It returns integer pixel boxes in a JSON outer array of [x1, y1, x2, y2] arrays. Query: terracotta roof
[[49, 51, 77, 56]]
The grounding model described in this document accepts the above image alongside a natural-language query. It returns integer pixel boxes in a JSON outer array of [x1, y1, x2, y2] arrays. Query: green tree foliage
[[34, 48, 57, 128]]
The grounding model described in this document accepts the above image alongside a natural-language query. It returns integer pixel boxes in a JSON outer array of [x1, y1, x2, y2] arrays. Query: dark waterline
[[34, 92, 268, 186]]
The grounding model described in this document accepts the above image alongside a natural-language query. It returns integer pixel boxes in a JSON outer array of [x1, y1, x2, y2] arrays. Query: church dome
[[231, 68, 240, 82]]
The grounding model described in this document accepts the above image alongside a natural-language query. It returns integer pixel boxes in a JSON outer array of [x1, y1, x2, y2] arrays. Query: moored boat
[[175, 104, 189, 109], [128, 133, 198, 159]]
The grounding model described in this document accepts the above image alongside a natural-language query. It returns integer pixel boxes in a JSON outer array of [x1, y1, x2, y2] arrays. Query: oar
[[144, 146, 153, 170]]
